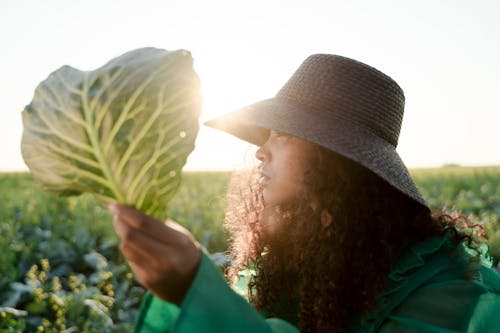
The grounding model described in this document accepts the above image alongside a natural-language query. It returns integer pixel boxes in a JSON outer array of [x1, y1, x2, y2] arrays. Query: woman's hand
[[108, 203, 201, 306]]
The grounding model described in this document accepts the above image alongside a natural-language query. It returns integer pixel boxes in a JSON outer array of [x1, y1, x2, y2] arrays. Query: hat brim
[[204, 98, 428, 208]]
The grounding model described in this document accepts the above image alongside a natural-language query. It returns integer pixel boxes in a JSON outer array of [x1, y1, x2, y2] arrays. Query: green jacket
[[133, 234, 500, 333]]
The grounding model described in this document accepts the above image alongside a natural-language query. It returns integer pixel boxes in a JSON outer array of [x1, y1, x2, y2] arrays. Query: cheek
[[263, 169, 302, 206], [263, 140, 315, 207]]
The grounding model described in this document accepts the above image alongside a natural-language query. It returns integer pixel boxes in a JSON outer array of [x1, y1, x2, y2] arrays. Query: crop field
[[0, 167, 499, 331]]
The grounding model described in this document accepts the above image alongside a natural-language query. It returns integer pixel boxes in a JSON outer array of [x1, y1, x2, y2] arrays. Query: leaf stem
[[81, 73, 126, 203]]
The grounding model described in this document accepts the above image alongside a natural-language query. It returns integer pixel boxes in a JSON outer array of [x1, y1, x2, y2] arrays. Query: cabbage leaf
[[21, 47, 202, 215]]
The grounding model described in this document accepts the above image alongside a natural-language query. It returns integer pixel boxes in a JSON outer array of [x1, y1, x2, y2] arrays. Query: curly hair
[[224, 145, 486, 333]]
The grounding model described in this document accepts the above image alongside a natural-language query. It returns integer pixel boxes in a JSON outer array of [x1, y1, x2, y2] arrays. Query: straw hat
[[204, 54, 428, 208]]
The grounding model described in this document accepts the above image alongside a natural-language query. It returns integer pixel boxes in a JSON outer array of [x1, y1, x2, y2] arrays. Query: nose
[[255, 145, 268, 162]]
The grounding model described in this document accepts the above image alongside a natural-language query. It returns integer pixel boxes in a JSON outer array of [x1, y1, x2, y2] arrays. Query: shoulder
[[375, 235, 500, 333], [378, 267, 500, 332]]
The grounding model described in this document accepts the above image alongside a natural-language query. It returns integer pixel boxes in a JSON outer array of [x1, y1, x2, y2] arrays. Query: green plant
[[21, 48, 202, 215], [412, 166, 500, 263], [1, 257, 142, 332], [0, 173, 146, 332], [0, 171, 233, 331]]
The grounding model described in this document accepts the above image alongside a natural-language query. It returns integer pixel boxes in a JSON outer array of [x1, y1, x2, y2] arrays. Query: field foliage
[[0, 167, 499, 331]]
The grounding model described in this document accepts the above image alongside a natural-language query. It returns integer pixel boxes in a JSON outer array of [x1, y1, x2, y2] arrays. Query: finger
[[114, 217, 171, 262], [112, 214, 128, 240], [115, 215, 200, 277], [164, 219, 191, 236], [115, 223, 158, 270], [127, 261, 172, 302], [119, 239, 150, 266], [127, 260, 159, 291], [115, 220, 180, 292], [108, 203, 180, 243]]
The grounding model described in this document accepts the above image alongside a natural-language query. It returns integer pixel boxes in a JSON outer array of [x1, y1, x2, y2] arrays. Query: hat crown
[[276, 54, 405, 147], [204, 53, 428, 208]]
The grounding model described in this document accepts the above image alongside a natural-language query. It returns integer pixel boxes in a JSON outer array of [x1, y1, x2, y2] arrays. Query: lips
[[258, 170, 271, 186]]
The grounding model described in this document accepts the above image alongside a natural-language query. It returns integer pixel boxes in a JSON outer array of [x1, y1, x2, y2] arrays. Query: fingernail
[[107, 203, 119, 214]]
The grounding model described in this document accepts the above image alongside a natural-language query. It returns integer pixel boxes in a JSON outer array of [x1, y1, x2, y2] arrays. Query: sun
[[181, 52, 283, 171]]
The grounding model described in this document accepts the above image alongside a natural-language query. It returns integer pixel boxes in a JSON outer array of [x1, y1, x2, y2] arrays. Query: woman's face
[[255, 130, 317, 207]]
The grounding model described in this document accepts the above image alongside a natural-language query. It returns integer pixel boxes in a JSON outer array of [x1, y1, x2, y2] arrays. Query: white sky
[[1, 0, 499, 171]]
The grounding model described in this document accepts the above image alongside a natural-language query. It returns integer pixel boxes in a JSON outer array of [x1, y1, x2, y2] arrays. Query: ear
[[321, 209, 333, 228]]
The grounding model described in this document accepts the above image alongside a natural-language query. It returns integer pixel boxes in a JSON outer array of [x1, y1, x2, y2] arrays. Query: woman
[[108, 54, 500, 332]]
